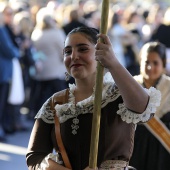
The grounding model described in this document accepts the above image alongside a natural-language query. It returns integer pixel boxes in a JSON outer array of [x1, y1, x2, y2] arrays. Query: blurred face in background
[[3, 6, 14, 25], [140, 51, 164, 81]]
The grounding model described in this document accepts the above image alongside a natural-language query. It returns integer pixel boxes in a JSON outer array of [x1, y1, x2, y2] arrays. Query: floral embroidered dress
[[26, 73, 161, 170]]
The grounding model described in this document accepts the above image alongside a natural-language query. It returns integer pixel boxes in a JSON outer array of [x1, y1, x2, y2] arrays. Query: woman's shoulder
[[52, 89, 69, 104], [35, 89, 69, 124], [157, 74, 170, 89], [159, 74, 170, 84]]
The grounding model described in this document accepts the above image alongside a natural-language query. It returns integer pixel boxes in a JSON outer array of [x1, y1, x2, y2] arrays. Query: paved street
[[0, 117, 34, 170]]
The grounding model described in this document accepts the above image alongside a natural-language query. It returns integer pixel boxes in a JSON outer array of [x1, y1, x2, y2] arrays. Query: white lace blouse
[[36, 72, 161, 125]]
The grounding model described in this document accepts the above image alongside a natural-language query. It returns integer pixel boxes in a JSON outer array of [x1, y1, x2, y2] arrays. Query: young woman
[[26, 27, 160, 170], [130, 41, 170, 170]]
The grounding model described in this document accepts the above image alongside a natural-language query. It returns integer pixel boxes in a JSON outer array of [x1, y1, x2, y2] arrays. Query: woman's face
[[3, 7, 14, 25], [141, 51, 164, 81], [63, 33, 97, 80]]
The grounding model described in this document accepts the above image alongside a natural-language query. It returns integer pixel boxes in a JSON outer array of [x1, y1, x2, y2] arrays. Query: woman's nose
[[71, 50, 79, 60]]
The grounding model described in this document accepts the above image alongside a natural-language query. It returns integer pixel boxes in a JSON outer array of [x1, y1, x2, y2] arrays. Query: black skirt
[[129, 118, 170, 170]]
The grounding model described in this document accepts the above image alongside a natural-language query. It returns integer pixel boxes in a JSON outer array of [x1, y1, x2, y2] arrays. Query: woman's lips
[[71, 64, 83, 68]]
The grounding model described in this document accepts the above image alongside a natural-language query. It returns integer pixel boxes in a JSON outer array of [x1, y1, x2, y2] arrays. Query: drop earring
[[65, 72, 70, 81]]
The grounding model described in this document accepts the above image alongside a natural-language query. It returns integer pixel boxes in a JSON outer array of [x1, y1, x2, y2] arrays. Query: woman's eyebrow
[[64, 46, 71, 50], [64, 43, 89, 49], [76, 43, 89, 47]]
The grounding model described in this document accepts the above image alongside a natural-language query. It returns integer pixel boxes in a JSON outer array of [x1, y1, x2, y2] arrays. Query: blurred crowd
[[0, 0, 170, 144]]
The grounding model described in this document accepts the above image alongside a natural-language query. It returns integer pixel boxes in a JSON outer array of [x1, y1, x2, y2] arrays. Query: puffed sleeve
[[117, 87, 161, 124]]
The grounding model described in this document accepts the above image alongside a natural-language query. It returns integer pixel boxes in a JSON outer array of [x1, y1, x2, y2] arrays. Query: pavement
[[0, 116, 34, 170]]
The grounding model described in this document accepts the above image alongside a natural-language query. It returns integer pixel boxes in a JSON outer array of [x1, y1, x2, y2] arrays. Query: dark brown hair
[[67, 26, 99, 44], [141, 41, 166, 67]]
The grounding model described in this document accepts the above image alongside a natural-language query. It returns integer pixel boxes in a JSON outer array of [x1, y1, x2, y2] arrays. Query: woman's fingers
[[95, 34, 117, 68], [97, 33, 112, 45], [95, 34, 112, 51]]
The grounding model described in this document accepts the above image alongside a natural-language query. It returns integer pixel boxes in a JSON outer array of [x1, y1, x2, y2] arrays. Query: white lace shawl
[[35, 72, 161, 125]]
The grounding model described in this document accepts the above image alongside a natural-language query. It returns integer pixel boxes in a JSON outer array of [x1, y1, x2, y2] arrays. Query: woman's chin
[[72, 72, 83, 79]]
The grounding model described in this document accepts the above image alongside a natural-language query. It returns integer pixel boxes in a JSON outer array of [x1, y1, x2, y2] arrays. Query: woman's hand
[[95, 34, 118, 69], [46, 159, 71, 170]]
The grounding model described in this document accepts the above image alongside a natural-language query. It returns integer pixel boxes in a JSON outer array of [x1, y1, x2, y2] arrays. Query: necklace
[[69, 84, 95, 135]]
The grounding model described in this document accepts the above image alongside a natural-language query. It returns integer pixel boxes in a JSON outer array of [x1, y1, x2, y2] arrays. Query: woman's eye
[[145, 61, 159, 66], [64, 49, 72, 56], [145, 61, 149, 65], [79, 48, 88, 52], [153, 61, 159, 66]]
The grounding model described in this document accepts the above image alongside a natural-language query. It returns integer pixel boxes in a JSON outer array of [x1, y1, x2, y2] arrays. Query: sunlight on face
[[64, 33, 97, 80], [140, 51, 164, 80]]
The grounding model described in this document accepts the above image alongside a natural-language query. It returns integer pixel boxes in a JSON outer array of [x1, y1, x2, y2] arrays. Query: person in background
[[150, 7, 170, 76], [13, 11, 35, 108], [2, 2, 30, 132], [142, 4, 164, 43], [108, 11, 129, 68], [85, 10, 101, 30], [108, 11, 140, 76], [26, 26, 160, 170], [130, 41, 170, 170], [124, 10, 145, 48], [62, 8, 86, 36], [29, 7, 67, 118], [0, 10, 20, 141]]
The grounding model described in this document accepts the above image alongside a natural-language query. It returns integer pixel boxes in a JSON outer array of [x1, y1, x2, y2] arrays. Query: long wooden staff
[[89, 0, 109, 168]]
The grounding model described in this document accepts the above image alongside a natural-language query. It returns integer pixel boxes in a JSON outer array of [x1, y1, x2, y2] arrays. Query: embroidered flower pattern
[[35, 98, 55, 124], [71, 117, 79, 135]]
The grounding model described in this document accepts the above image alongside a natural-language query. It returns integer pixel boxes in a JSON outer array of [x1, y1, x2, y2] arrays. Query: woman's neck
[[74, 78, 95, 103], [143, 78, 158, 88]]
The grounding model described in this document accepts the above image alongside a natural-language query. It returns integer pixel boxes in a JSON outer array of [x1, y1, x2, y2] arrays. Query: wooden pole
[[89, 0, 109, 168]]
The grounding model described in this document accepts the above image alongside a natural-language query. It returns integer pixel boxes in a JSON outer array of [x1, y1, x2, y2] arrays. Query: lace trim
[[35, 73, 161, 128], [35, 98, 55, 124], [35, 72, 116, 125], [55, 84, 120, 123], [117, 87, 161, 124], [55, 83, 120, 134], [38, 153, 63, 170]]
